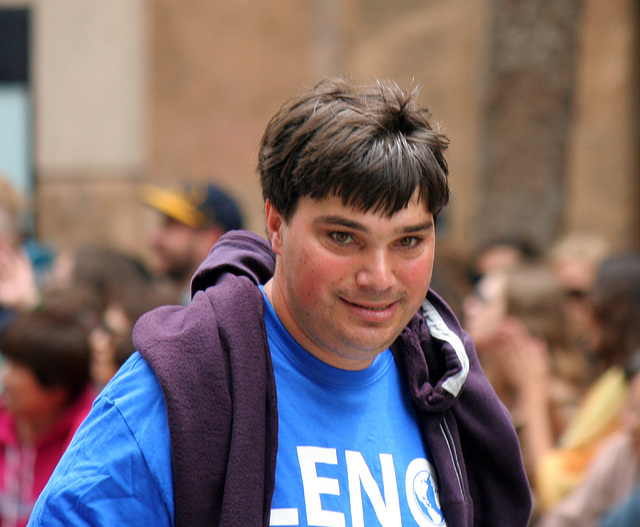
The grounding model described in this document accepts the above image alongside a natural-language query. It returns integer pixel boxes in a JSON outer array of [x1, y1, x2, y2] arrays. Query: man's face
[[146, 214, 206, 282], [265, 193, 436, 370]]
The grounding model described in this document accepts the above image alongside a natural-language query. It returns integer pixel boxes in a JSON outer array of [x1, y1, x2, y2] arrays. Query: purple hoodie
[[133, 230, 532, 527]]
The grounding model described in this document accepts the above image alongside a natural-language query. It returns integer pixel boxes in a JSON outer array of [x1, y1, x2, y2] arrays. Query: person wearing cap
[[140, 181, 244, 304]]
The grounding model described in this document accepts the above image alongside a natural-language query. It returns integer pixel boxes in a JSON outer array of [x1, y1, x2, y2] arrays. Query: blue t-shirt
[[29, 294, 447, 527], [263, 288, 447, 527]]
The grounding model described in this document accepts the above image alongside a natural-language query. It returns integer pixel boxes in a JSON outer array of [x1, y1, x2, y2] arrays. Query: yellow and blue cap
[[140, 181, 244, 231]]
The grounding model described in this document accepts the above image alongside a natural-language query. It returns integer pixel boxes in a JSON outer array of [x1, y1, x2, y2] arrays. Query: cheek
[[1, 367, 25, 395], [400, 256, 434, 294], [292, 255, 340, 301], [292, 240, 341, 279], [171, 232, 193, 252], [4, 377, 40, 414]]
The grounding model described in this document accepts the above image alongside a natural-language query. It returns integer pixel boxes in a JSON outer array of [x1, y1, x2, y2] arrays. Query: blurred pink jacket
[[0, 386, 95, 527]]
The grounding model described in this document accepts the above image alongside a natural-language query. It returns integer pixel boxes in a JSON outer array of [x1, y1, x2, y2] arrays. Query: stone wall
[[30, 0, 148, 254], [146, 0, 492, 251], [565, 0, 640, 250]]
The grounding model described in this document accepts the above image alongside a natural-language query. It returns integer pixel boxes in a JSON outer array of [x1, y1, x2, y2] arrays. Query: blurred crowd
[[438, 231, 640, 526], [0, 175, 243, 526], [1, 167, 640, 526]]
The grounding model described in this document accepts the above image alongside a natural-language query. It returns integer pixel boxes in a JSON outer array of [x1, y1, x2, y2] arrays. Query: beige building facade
[[1, 0, 638, 263]]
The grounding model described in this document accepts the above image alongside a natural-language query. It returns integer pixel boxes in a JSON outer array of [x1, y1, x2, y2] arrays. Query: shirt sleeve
[[27, 353, 174, 526]]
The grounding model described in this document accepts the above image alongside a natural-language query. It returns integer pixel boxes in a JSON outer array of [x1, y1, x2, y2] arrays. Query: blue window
[[0, 8, 32, 198]]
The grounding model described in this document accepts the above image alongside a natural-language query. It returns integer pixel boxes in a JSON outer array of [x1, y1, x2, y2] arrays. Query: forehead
[[302, 188, 429, 214], [155, 214, 197, 234], [292, 193, 432, 227]]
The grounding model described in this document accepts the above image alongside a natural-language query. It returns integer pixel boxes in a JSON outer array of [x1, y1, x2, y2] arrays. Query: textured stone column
[[34, 0, 148, 251], [475, 1, 581, 249], [565, 0, 640, 250]]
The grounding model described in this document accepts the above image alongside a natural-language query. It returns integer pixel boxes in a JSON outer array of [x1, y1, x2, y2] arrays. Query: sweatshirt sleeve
[[28, 354, 174, 526]]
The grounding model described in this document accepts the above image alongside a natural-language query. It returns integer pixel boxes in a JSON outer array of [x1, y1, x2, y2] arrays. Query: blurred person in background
[[0, 309, 94, 527], [463, 265, 588, 489], [537, 348, 640, 527], [139, 180, 244, 305], [548, 231, 612, 368], [601, 487, 640, 527], [600, 469, 640, 526], [0, 177, 52, 336], [40, 246, 173, 389], [89, 317, 137, 391], [88, 280, 172, 390], [469, 233, 540, 284], [430, 243, 474, 320], [533, 253, 640, 511]]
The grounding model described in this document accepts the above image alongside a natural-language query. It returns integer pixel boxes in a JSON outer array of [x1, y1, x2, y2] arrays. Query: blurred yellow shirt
[[536, 367, 628, 511]]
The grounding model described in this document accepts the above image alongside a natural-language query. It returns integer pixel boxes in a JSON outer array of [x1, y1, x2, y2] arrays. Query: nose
[[355, 250, 396, 290]]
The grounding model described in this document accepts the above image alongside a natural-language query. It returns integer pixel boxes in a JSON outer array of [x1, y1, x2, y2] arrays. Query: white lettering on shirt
[[270, 508, 300, 526], [405, 458, 446, 526], [345, 451, 401, 527], [271, 449, 447, 526], [297, 446, 345, 527]]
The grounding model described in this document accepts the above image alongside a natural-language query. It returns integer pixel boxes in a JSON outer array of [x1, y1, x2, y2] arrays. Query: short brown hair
[[258, 78, 450, 222]]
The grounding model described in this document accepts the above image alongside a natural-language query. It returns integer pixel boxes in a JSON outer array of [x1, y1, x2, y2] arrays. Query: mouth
[[348, 301, 394, 311], [342, 298, 398, 322]]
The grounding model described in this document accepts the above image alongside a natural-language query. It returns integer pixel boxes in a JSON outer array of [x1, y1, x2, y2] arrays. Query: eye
[[330, 231, 353, 244], [398, 236, 421, 248]]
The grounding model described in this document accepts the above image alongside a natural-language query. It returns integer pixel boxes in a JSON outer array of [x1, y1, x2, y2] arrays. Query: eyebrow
[[314, 215, 434, 235]]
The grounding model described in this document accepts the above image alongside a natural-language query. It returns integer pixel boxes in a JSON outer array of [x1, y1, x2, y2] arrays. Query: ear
[[265, 200, 284, 254]]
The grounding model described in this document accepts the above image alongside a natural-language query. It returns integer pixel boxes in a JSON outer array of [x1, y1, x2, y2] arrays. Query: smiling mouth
[[343, 298, 399, 324], [346, 300, 395, 311]]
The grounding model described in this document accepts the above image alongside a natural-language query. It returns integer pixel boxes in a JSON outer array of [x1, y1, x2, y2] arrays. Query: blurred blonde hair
[[549, 231, 611, 268]]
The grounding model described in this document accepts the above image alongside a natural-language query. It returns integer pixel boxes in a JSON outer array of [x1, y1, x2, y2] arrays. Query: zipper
[[439, 419, 466, 502]]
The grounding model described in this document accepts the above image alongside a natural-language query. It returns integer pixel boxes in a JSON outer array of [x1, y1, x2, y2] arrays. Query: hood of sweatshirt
[[190, 230, 276, 294]]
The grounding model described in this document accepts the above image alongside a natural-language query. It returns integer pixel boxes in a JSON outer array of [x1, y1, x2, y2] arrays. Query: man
[[140, 179, 244, 303], [28, 78, 532, 526]]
